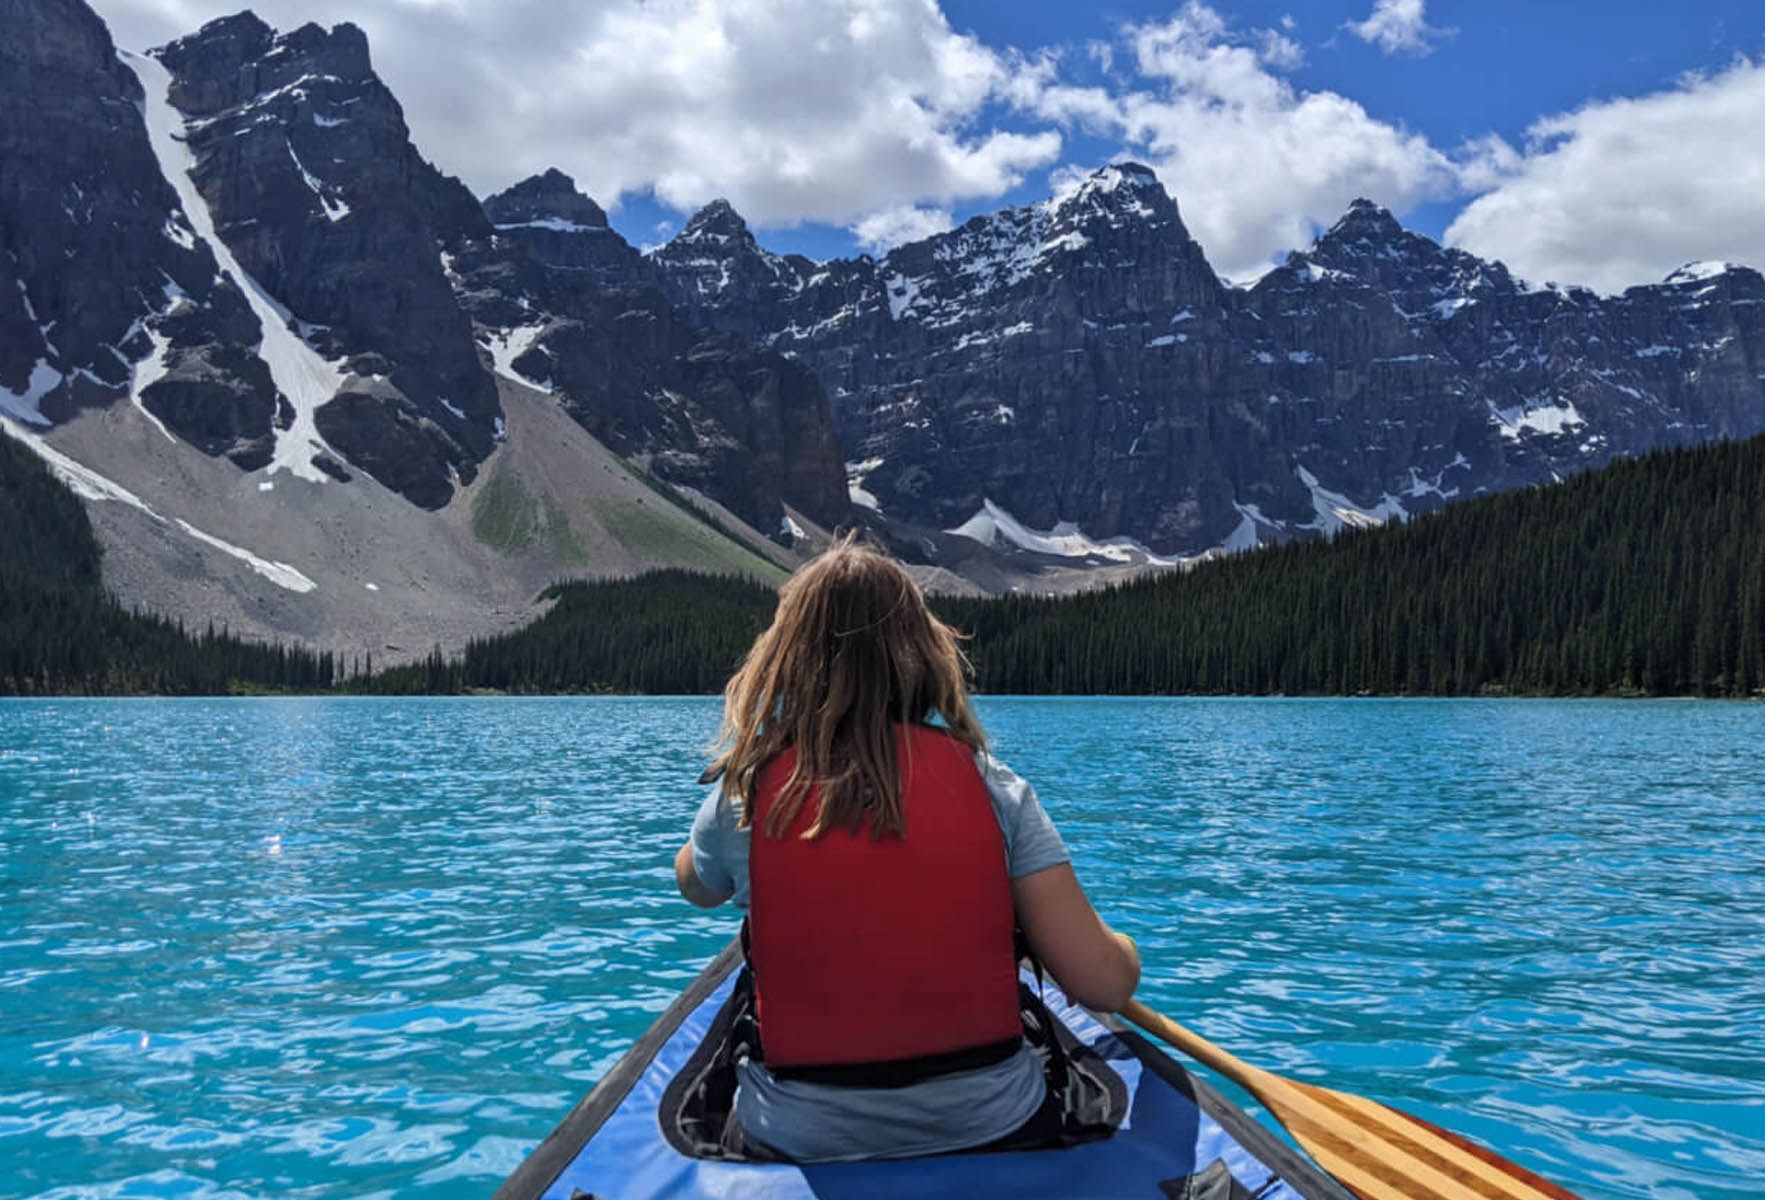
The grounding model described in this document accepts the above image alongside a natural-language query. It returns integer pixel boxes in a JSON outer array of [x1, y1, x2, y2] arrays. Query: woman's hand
[[1012, 863, 1141, 1012], [674, 841, 733, 908]]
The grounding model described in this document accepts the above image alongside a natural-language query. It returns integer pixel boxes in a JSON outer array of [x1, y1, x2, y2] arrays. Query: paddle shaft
[[1120, 999, 1277, 1094]]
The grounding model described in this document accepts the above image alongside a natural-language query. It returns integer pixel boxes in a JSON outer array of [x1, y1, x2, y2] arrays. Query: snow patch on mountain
[[126, 50, 346, 485], [1403, 455, 1470, 499], [1296, 465, 1408, 534], [3, 409, 320, 594], [846, 457, 884, 510], [0, 360, 61, 426], [884, 272, 923, 321], [480, 325, 552, 392], [494, 218, 602, 234], [946, 498, 1180, 565], [1489, 398, 1586, 441], [1666, 261, 1736, 285], [286, 138, 348, 222], [160, 215, 195, 250], [127, 328, 177, 443], [1224, 504, 1269, 552], [175, 518, 316, 592]]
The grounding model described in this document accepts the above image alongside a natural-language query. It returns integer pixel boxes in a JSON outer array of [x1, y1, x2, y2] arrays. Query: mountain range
[[4, 0, 1762, 659]]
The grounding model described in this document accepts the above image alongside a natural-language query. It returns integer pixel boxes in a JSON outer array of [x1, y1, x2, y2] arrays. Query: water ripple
[[1, 696, 1761, 1199]]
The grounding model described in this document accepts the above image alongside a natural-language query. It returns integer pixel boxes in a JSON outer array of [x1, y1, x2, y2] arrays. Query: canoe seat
[[657, 967, 1130, 1162]]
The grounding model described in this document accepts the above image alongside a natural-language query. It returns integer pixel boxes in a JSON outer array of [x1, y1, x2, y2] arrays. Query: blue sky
[[596, 0, 1765, 287], [102, 0, 1765, 292], [965, 0, 1760, 235]]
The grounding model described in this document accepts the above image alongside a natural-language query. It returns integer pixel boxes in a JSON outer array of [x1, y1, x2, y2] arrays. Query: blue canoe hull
[[493, 943, 1352, 1200]]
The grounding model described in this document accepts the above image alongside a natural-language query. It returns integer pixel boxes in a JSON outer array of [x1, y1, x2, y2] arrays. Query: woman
[[673, 535, 1139, 1162]]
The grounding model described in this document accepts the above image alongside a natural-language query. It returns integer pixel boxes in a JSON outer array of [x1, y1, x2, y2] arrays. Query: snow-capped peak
[[1665, 261, 1737, 286], [676, 198, 750, 244], [1047, 161, 1172, 225], [1321, 198, 1406, 245], [483, 169, 608, 232]]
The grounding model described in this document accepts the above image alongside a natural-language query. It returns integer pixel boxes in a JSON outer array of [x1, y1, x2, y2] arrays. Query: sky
[[95, 0, 1765, 293]]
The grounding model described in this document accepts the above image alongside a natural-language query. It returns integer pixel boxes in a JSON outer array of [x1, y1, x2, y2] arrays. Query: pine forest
[[4, 429, 1763, 699]]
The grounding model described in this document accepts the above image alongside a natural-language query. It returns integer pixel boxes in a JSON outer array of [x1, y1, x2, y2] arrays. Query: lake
[[1, 697, 1761, 1199]]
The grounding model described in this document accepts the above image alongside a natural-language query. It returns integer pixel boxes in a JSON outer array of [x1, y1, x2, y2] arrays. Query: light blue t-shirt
[[687, 750, 1071, 1162]]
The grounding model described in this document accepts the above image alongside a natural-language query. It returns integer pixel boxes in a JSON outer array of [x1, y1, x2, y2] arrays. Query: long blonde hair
[[703, 533, 985, 839]]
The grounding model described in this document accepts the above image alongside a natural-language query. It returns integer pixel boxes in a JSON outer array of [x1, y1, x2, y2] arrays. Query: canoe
[[493, 941, 1355, 1200]]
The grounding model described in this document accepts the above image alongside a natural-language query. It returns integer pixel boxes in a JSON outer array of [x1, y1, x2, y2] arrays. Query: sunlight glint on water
[[1, 697, 1760, 1199]]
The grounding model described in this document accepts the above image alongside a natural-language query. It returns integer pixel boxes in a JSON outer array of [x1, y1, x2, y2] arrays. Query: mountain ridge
[[564, 162, 1764, 557], [4, 0, 1763, 658]]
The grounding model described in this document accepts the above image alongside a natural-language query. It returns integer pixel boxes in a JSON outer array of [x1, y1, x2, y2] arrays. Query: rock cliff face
[[152, 12, 499, 507], [482, 168, 649, 286], [5, 1, 849, 532], [465, 173, 848, 529], [623, 166, 1765, 558], [0, 0, 275, 466], [10, 0, 1761, 579]]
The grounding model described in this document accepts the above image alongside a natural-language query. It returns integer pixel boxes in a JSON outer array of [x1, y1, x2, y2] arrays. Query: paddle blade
[[1266, 1078, 1587, 1200], [1116, 1000, 1586, 1200]]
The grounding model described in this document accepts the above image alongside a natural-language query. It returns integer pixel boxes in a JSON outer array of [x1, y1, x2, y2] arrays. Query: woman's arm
[[675, 840, 733, 908], [1012, 862, 1140, 1012]]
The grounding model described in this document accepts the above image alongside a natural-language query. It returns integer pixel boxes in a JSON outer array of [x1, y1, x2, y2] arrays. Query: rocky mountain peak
[[154, 12, 273, 97], [1663, 261, 1741, 288], [0, 0, 272, 449], [1314, 198, 1410, 254], [1065, 160, 1164, 197], [179, 9, 273, 52], [157, 12, 371, 117], [677, 198, 752, 246], [1292, 197, 1515, 311], [274, 20, 373, 79], [483, 169, 608, 232], [1049, 161, 1182, 231], [142, 8, 504, 506], [645, 197, 807, 309]]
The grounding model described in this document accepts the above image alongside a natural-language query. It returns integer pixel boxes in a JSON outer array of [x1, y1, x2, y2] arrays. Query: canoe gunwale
[[493, 940, 1355, 1200], [489, 941, 745, 1200], [1095, 1014, 1358, 1200]]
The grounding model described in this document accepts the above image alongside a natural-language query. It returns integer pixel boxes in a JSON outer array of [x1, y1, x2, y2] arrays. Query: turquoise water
[[1, 698, 1761, 1200]]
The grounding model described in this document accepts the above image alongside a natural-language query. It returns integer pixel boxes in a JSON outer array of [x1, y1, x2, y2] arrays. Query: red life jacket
[[746, 723, 1022, 1074]]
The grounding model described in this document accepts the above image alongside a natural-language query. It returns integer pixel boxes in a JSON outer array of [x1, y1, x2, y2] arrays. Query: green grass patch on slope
[[625, 461, 789, 568], [543, 496, 590, 566], [589, 497, 786, 583], [471, 473, 542, 553]]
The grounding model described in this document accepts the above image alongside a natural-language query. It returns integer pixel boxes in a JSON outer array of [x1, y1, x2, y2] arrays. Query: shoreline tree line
[[4, 430, 1762, 699]]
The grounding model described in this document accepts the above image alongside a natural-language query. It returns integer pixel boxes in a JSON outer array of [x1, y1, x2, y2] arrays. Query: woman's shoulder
[[968, 749, 1070, 879], [970, 746, 1030, 799]]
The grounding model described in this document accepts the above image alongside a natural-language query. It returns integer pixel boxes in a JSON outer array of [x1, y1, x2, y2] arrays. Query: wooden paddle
[[1118, 999, 1586, 1200]]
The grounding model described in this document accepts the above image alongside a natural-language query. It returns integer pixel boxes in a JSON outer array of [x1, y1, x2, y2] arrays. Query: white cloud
[[94, 0, 1060, 232], [1446, 58, 1765, 293], [1346, 0, 1449, 56], [1031, 3, 1456, 279], [1257, 29, 1305, 71], [852, 205, 955, 252], [90, 0, 1762, 291]]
